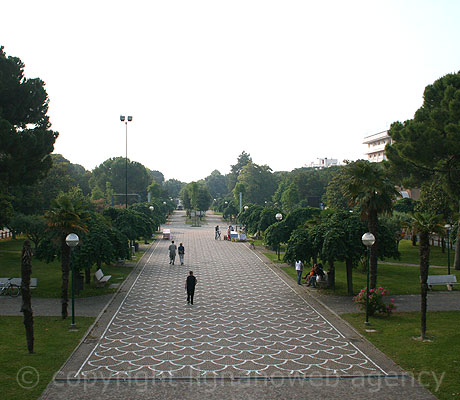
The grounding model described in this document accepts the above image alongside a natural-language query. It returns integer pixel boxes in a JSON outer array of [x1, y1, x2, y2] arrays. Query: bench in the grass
[[427, 274, 459, 291], [94, 269, 112, 288], [0, 277, 37, 288]]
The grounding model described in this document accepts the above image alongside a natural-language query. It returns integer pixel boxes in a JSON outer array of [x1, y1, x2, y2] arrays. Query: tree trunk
[[61, 234, 71, 319], [411, 228, 417, 246], [455, 219, 460, 270], [419, 231, 430, 340], [345, 258, 353, 296], [327, 260, 335, 290], [368, 210, 378, 289], [20, 240, 34, 354]]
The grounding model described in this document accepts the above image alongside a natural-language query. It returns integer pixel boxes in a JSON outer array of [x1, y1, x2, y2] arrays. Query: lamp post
[[445, 224, 452, 275], [66, 233, 80, 329], [120, 115, 133, 209], [362, 232, 375, 325], [276, 213, 283, 260]]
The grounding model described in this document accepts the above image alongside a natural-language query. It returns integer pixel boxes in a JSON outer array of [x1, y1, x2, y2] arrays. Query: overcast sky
[[2, 0, 460, 182]]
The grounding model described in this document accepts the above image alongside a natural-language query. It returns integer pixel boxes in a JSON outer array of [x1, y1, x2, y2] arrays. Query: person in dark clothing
[[178, 243, 185, 265], [185, 271, 197, 305]]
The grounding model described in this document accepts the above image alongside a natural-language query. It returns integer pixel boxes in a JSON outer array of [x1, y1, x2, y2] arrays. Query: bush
[[353, 287, 396, 316]]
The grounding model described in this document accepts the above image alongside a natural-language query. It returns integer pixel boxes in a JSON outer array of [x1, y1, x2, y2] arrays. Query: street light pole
[[276, 213, 283, 260], [445, 224, 452, 275], [362, 232, 376, 326], [120, 115, 133, 209], [66, 233, 80, 329]]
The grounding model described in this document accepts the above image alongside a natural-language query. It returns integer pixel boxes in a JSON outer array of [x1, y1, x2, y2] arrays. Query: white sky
[[2, 0, 460, 182]]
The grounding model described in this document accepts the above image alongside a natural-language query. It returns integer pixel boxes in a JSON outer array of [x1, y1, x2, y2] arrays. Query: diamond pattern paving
[[76, 212, 385, 379]]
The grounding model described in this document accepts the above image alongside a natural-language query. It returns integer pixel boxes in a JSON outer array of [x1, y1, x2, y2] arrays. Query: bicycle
[[0, 278, 21, 297]]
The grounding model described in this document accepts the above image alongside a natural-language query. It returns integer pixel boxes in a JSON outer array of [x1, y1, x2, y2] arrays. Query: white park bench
[[94, 269, 112, 288], [427, 274, 459, 291]]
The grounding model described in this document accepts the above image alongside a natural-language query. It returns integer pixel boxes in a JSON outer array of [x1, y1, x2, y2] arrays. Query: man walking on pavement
[[169, 240, 177, 265], [185, 271, 197, 305], [178, 242, 185, 265], [295, 259, 304, 285]]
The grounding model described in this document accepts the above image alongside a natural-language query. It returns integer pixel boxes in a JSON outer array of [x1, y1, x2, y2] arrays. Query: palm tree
[[411, 212, 443, 340], [343, 160, 399, 289], [45, 191, 87, 319]]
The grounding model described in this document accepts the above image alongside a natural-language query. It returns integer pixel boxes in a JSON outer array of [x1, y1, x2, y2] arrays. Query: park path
[[41, 211, 434, 399]]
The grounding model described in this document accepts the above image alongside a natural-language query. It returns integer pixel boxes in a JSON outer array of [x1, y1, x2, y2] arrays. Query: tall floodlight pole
[[120, 115, 133, 209]]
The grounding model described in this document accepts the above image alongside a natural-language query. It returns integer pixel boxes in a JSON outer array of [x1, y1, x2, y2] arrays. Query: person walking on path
[[178, 243, 185, 265], [169, 240, 177, 265], [185, 271, 197, 305], [215, 225, 221, 240], [295, 260, 304, 285]]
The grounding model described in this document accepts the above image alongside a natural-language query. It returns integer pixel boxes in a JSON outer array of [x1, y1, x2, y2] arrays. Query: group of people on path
[[168, 240, 185, 265], [167, 240, 197, 304], [295, 260, 325, 287]]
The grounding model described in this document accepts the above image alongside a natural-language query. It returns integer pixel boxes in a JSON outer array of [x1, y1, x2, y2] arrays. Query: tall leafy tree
[[233, 162, 278, 205], [0, 46, 58, 224], [204, 170, 228, 199], [387, 71, 460, 269], [227, 151, 252, 191], [43, 189, 89, 319], [90, 157, 151, 204], [343, 160, 399, 289]]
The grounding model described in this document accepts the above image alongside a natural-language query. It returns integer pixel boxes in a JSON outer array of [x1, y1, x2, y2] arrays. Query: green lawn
[[389, 239, 455, 266], [281, 261, 460, 296], [342, 311, 460, 400], [0, 238, 140, 298], [0, 316, 94, 400]]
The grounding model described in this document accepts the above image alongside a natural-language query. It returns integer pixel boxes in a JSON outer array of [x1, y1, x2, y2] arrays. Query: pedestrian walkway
[[40, 211, 434, 399]]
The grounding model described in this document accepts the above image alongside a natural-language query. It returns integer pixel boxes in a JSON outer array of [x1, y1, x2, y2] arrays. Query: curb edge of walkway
[[39, 242, 156, 400]]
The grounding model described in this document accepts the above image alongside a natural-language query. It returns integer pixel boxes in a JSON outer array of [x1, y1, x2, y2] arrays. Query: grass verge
[[0, 238, 142, 298], [281, 262, 460, 296], [0, 315, 94, 400], [342, 311, 460, 400]]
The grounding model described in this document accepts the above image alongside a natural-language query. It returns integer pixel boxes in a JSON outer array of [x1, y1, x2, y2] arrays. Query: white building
[[363, 130, 392, 162], [308, 158, 339, 169]]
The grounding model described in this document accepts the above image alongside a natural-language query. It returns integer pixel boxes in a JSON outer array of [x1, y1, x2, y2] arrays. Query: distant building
[[363, 130, 392, 162], [308, 158, 339, 169]]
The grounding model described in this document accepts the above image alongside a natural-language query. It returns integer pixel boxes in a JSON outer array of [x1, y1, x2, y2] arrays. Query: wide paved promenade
[[41, 211, 434, 399]]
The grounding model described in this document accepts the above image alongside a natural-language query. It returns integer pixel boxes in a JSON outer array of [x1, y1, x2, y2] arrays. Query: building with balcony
[[363, 130, 392, 162], [307, 158, 339, 169]]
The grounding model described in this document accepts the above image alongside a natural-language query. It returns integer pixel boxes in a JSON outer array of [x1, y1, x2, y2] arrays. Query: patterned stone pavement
[[74, 211, 386, 380]]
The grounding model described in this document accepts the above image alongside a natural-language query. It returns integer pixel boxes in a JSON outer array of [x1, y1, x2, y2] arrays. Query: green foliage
[[233, 162, 278, 205], [7, 213, 46, 248], [258, 206, 282, 232], [180, 182, 212, 212], [164, 178, 185, 198], [89, 157, 152, 204], [393, 197, 417, 213], [284, 226, 313, 264], [387, 71, 460, 198], [227, 151, 252, 191], [204, 170, 228, 199]]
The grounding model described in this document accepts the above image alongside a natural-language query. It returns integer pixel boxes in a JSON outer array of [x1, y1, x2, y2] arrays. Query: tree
[[90, 157, 151, 204], [233, 162, 278, 205], [43, 189, 88, 319], [342, 160, 399, 289], [8, 214, 47, 249], [164, 179, 185, 199], [0, 46, 58, 224], [284, 226, 314, 265], [227, 151, 252, 191], [387, 71, 460, 269], [204, 170, 229, 199], [411, 212, 443, 340], [281, 183, 300, 213], [148, 169, 164, 185]]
